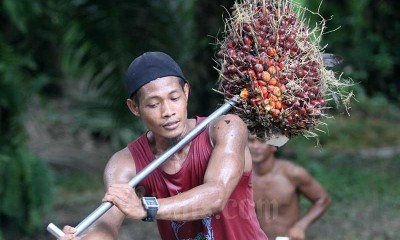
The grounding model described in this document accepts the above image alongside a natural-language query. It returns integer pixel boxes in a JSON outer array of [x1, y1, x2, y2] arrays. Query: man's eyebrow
[[143, 89, 182, 101]]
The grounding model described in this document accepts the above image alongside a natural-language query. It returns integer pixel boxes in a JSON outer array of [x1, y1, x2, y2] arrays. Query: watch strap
[[142, 206, 158, 222]]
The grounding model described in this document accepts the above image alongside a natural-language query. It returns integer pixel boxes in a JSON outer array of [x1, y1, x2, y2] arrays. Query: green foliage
[[54, 0, 200, 149], [0, 3, 54, 237], [303, 0, 400, 102], [316, 85, 400, 150], [0, 147, 53, 237]]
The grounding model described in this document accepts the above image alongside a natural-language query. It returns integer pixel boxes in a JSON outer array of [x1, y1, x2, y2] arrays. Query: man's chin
[[252, 158, 263, 164], [163, 131, 184, 145]]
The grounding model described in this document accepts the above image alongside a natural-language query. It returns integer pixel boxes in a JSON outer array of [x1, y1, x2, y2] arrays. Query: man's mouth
[[162, 121, 179, 130]]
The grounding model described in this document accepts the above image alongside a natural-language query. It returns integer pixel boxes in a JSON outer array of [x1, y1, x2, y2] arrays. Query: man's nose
[[161, 102, 174, 117]]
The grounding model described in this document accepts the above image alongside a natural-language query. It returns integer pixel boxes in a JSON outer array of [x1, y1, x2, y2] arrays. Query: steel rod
[[47, 97, 237, 238]]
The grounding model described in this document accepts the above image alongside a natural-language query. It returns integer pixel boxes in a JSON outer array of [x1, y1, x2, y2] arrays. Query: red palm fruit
[[267, 85, 275, 93], [297, 91, 305, 98], [228, 49, 237, 60], [272, 109, 280, 118], [269, 101, 276, 109], [284, 41, 292, 50], [227, 65, 237, 73], [269, 77, 278, 86], [275, 101, 282, 109], [307, 92, 316, 99], [270, 94, 278, 102], [287, 34, 295, 43], [217, 50, 224, 58], [243, 35, 253, 46], [273, 86, 281, 96], [242, 44, 251, 52], [237, 50, 245, 59], [266, 58, 275, 67], [260, 86, 269, 98], [240, 88, 249, 99], [253, 21, 262, 30], [267, 47, 276, 57], [243, 23, 252, 32], [298, 107, 306, 115], [269, 35, 277, 44], [248, 69, 256, 80], [261, 71, 271, 81], [258, 80, 267, 86], [268, 66, 277, 75], [297, 69, 307, 78], [311, 99, 320, 107], [293, 100, 301, 109], [227, 40, 236, 49], [254, 63, 264, 73]]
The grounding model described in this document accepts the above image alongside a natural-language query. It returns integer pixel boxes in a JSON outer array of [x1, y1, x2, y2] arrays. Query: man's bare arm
[[288, 164, 331, 232], [81, 149, 136, 240], [156, 114, 248, 220]]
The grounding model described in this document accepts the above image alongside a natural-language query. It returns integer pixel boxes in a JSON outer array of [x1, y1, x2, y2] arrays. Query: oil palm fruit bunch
[[216, 0, 352, 141]]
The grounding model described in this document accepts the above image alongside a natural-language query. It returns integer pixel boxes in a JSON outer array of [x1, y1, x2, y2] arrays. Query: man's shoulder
[[210, 114, 246, 130], [106, 147, 135, 170], [103, 147, 136, 183], [276, 159, 307, 174], [208, 114, 247, 140]]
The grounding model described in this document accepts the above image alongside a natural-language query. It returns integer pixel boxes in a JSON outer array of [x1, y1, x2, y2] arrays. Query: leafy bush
[[0, 6, 54, 237], [0, 147, 53, 238]]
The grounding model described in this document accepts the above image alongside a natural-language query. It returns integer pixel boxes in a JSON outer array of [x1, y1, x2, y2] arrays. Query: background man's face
[[248, 135, 277, 164]]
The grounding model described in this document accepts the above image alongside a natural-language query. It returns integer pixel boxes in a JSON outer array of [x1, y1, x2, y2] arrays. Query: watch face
[[143, 197, 159, 207]]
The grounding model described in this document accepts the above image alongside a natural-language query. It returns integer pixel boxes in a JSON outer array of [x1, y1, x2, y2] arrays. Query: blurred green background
[[0, 0, 399, 239]]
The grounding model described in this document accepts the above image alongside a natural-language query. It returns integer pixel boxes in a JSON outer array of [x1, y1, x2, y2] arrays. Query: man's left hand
[[288, 225, 306, 240]]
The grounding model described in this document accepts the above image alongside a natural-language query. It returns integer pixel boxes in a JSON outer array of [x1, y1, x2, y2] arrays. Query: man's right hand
[[102, 183, 147, 220], [58, 226, 80, 240]]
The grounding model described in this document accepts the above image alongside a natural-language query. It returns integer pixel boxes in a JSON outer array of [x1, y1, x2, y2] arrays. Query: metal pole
[[47, 97, 237, 238]]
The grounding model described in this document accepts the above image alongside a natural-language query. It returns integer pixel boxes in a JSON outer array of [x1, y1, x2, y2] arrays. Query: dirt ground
[[46, 189, 161, 240], [39, 189, 400, 240]]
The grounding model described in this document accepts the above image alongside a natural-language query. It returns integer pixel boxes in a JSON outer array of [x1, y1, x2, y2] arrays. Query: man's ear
[[184, 81, 190, 99], [127, 98, 140, 116]]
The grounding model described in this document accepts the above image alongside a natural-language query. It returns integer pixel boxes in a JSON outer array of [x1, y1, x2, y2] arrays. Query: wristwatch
[[141, 197, 159, 222]]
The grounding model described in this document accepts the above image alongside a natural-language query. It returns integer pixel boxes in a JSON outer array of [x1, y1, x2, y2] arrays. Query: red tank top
[[128, 117, 268, 240]]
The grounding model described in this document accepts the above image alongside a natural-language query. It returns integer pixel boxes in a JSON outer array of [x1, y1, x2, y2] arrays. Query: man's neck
[[253, 156, 275, 176], [148, 118, 194, 155]]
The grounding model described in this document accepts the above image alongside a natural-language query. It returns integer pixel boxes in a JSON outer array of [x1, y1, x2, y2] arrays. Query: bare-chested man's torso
[[253, 160, 300, 239]]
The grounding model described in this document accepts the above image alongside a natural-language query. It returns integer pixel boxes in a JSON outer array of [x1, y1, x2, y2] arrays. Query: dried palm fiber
[[215, 0, 352, 141]]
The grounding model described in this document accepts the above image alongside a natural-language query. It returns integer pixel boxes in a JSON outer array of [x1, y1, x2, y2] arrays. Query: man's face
[[134, 76, 190, 139], [248, 135, 277, 164]]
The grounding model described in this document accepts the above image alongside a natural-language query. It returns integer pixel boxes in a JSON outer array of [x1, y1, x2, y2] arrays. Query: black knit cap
[[127, 51, 186, 98]]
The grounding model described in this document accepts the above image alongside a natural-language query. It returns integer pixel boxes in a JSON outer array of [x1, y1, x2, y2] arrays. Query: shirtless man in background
[[248, 135, 331, 240]]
